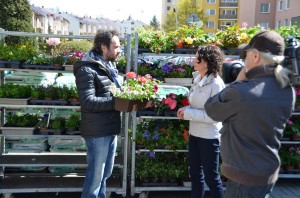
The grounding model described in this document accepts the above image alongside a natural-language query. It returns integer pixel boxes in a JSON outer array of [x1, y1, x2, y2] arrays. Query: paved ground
[[4, 178, 300, 198]]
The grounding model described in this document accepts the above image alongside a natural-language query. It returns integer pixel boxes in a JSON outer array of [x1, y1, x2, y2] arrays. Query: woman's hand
[[177, 107, 185, 119]]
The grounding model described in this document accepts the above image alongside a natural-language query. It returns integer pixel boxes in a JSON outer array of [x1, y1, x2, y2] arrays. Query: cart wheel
[[138, 191, 149, 198]]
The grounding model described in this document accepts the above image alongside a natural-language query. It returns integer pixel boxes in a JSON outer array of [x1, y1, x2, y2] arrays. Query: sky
[[29, 0, 162, 24]]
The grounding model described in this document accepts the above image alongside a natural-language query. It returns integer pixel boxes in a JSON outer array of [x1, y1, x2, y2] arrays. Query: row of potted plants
[[134, 24, 300, 54], [3, 112, 81, 135], [134, 119, 189, 154], [135, 153, 189, 186], [0, 84, 79, 105]]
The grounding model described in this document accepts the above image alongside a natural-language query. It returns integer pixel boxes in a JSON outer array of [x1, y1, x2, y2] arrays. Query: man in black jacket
[[74, 29, 122, 198]]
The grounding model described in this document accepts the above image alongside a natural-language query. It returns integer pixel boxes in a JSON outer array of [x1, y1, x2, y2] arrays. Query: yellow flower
[[185, 37, 194, 45], [240, 33, 247, 40]]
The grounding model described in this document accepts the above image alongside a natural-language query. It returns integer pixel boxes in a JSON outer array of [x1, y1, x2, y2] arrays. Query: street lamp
[[173, 8, 178, 30]]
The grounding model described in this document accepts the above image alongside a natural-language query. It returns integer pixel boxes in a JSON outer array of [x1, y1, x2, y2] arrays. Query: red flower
[[169, 93, 177, 99], [154, 84, 158, 92], [125, 72, 136, 79], [182, 98, 189, 106], [183, 129, 189, 142]]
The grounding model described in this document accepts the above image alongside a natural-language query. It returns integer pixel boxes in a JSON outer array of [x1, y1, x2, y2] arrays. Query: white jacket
[[184, 71, 225, 139]]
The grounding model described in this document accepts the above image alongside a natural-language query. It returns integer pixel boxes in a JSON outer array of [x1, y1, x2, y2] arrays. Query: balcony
[[219, 14, 237, 20], [220, 2, 238, 7]]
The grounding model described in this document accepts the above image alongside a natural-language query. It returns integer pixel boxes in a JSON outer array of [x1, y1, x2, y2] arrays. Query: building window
[[284, 19, 289, 26], [206, 9, 216, 16], [259, 22, 269, 28], [167, 6, 171, 11], [222, 10, 236, 14], [260, 3, 270, 13], [286, 0, 290, 9], [207, 0, 216, 3], [206, 21, 215, 28], [221, 21, 234, 26], [278, 1, 283, 11], [167, 0, 171, 2], [277, 20, 281, 28]]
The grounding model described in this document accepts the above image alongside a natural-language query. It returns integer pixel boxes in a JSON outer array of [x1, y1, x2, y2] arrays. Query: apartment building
[[161, 0, 239, 34], [162, 0, 299, 33], [239, 0, 300, 29]]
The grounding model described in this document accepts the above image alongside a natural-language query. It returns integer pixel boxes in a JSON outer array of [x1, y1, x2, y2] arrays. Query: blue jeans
[[225, 179, 275, 198], [81, 135, 117, 198], [189, 135, 224, 198]]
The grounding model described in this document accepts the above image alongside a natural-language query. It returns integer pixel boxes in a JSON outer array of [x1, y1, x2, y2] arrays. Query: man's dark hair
[[196, 44, 225, 77], [93, 29, 119, 56]]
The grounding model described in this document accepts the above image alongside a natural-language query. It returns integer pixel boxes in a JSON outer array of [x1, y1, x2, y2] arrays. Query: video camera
[[222, 36, 300, 84]]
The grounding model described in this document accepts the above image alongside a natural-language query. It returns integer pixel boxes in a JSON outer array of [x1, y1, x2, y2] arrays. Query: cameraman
[[204, 30, 295, 198]]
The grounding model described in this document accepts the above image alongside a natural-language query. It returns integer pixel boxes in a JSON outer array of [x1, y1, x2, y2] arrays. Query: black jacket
[[73, 61, 121, 138]]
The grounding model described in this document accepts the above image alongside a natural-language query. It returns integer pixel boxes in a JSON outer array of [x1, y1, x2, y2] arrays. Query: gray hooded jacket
[[73, 51, 120, 138], [205, 66, 294, 186]]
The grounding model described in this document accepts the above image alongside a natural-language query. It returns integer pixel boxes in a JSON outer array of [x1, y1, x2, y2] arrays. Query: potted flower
[[283, 117, 300, 140], [66, 113, 81, 132], [111, 72, 159, 112], [162, 62, 193, 85], [155, 93, 189, 116], [64, 49, 84, 71]]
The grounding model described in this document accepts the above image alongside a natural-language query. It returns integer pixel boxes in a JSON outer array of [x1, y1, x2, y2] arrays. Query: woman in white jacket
[[177, 45, 225, 198]]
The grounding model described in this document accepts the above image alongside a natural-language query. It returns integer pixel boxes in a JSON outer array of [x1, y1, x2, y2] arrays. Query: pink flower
[[287, 120, 293, 125], [145, 74, 153, 79], [176, 68, 185, 72], [46, 38, 61, 46], [164, 98, 177, 110], [242, 22, 248, 28], [125, 72, 136, 79], [138, 76, 147, 84]]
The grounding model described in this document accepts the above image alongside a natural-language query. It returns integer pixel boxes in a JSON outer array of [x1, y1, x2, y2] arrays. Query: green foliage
[[163, 0, 207, 32], [56, 40, 92, 55], [150, 15, 160, 30], [0, 84, 31, 98], [50, 117, 66, 129], [66, 113, 80, 128], [274, 25, 300, 39], [5, 113, 39, 127], [50, 54, 65, 66], [0, 0, 34, 45], [135, 119, 189, 152]]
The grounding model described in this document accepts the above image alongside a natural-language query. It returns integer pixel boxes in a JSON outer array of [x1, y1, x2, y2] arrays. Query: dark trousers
[[189, 135, 224, 198]]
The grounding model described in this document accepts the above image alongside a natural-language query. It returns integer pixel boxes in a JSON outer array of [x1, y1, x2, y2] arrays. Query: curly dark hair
[[196, 44, 225, 77], [92, 29, 119, 56]]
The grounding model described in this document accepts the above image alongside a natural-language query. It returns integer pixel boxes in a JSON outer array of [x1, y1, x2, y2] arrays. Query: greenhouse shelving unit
[[129, 52, 300, 197], [0, 31, 131, 198]]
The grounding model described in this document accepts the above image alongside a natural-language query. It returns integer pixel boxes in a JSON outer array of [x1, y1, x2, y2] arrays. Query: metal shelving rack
[[0, 31, 131, 197]]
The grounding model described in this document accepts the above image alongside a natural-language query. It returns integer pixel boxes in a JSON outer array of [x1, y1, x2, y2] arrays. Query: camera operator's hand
[[235, 67, 248, 81]]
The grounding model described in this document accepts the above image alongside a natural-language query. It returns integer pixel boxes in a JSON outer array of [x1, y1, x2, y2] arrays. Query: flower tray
[[174, 48, 197, 54], [23, 64, 64, 70], [0, 97, 30, 105], [164, 78, 193, 85], [0, 126, 35, 135], [0, 60, 8, 68], [29, 99, 69, 106], [64, 64, 74, 72], [114, 97, 150, 112]]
